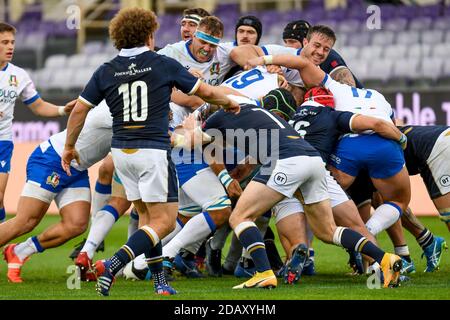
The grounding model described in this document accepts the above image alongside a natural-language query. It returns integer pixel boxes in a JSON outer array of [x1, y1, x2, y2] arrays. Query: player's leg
[[0, 141, 13, 222], [91, 155, 114, 220], [96, 148, 178, 296], [386, 219, 416, 274]]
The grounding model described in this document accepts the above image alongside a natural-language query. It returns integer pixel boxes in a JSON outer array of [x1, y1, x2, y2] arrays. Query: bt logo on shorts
[[274, 172, 287, 185], [440, 175, 450, 187]]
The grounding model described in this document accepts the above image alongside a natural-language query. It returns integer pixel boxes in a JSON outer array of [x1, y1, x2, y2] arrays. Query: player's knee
[[65, 220, 89, 237], [209, 208, 231, 228], [97, 163, 114, 184]]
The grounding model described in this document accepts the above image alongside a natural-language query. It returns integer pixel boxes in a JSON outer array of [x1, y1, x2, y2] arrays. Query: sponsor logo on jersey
[[114, 63, 152, 77], [46, 172, 60, 188], [210, 62, 220, 75], [0, 161, 5, 167], [9, 75, 18, 87]]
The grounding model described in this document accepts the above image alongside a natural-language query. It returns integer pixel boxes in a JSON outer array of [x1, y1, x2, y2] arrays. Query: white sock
[[366, 203, 402, 236], [395, 245, 410, 256], [127, 208, 139, 239], [82, 205, 118, 259], [14, 236, 42, 261], [91, 181, 111, 221], [184, 239, 204, 255], [161, 218, 184, 246], [162, 212, 216, 258]]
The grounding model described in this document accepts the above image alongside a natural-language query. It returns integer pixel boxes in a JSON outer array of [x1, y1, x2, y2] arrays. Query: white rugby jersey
[[157, 40, 236, 86], [322, 74, 394, 122], [221, 66, 278, 99], [260, 44, 304, 87], [50, 101, 112, 171], [0, 63, 40, 140]]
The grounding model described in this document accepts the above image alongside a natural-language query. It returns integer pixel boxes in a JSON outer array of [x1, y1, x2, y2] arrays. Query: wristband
[[263, 55, 273, 65], [398, 133, 407, 146], [58, 106, 67, 116], [218, 169, 233, 189]]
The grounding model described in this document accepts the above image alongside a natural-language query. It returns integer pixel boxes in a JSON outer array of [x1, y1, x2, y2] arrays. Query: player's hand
[[64, 99, 77, 115], [277, 74, 289, 89], [188, 68, 204, 79], [230, 163, 255, 182], [224, 99, 240, 114], [226, 179, 243, 199], [182, 113, 200, 130], [245, 56, 265, 70], [266, 64, 283, 75], [398, 133, 407, 150], [61, 147, 80, 176]]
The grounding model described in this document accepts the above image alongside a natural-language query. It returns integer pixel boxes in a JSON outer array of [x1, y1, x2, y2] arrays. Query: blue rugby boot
[[155, 283, 177, 296], [174, 249, 204, 278], [95, 260, 115, 296], [302, 249, 316, 276], [400, 257, 416, 274], [422, 236, 448, 272], [284, 243, 308, 284], [234, 257, 256, 278]]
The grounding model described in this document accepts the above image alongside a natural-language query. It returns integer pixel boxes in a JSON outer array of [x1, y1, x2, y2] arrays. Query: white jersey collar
[[119, 46, 150, 57]]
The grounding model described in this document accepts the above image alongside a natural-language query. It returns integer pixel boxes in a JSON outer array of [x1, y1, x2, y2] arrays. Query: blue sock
[[109, 228, 158, 275], [236, 224, 271, 272], [339, 228, 384, 264], [0, 207, 5, 222], [95, 181, 112, 194]]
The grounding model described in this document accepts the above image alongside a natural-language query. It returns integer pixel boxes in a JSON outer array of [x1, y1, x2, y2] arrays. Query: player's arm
[[205, 153, 242, 199], [350, 114, 407, 149], [330, 67, 356, 86], [171, 89, 205, 110], [193, 82, 240, 114], [246, 54, 326, 88], [27, 97, 75, 117], [230, 44, 265, 67]]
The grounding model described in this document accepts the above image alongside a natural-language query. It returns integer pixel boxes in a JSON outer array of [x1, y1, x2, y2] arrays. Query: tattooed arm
[[330, 67, 356, 86]]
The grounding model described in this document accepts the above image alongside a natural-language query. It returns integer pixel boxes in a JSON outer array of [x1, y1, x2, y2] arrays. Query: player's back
[[221, 66, 278, 99], [400, 125, 449, 173], [204, 104, 319, 164], [50, 101, 112, 170], [81, 49, 198, 150], [290, 103, 353, 162], [323, 75, 393, 123]]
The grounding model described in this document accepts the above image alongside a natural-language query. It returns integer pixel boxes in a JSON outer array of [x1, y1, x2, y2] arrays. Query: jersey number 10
[[118, 81, 148, 122]]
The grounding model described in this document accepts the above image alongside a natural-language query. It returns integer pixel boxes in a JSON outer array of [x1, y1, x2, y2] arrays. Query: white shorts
[[254, 155, 329, 204], [426, 128, 450, 198], [178, 167, 231, 217], [273, 171, 349, 224], [21, 182, 91, 209], [111, 148, 178, 203]]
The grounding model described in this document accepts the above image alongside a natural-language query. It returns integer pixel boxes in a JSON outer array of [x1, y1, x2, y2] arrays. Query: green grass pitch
[[0, 215, 448, 300]]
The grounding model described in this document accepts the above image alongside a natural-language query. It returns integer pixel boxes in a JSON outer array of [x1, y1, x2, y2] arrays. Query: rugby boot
[[422, 236, 447, 272], [3, 244, 28, 283], [233, 269, 277, 289]]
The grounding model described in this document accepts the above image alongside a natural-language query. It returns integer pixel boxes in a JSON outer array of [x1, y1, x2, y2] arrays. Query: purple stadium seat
[[384, 18, 408, 32], [346, 32, 371, 47], [409, 17, 433, 31]]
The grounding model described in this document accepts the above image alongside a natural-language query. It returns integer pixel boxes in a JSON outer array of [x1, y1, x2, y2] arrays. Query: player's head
[[282, 20, 311, 49], [191, 16, 223, 63], [180, 8, 210, 41], [235, 15, 262, 46], [302, 87, 335, 108], [302, 25, 336, 65], [262, 88, 297, 120], [109, 8, 159, 50], [0, 22, 16, 63]]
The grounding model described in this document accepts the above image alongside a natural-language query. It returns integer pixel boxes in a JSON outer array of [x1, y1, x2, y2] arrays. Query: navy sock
[[340, 228, 385, 264], [0, 207, 5, 222], [146, 242, 167, 288], [237, 226, 271, 272], [109, 229, 156, 275], [417, 228, 434, 249]]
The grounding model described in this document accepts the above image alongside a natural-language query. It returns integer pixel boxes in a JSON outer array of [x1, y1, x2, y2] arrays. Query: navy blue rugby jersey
[[79, 47, 200, 150], [400, 125, 449, 175], [290, 104, 354, 162], [321, 49, 364, 89], [203, 104, 320, 165]]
